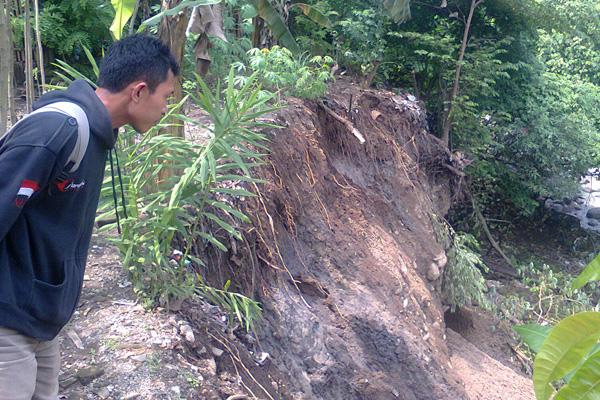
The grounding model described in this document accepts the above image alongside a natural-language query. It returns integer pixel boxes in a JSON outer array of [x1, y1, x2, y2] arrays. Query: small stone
[[180, 324, 195, 343], [77, 366, 104, 380], [171, 386, 181, 395], [59, 376, 79, 389], [427, 263, 440, 281], [198, 358, 217, 377], [587, 208, 600, 219], [434, 252, 447, 268], [94, 387, 111, 399], [211, 347, 224, 357], [131, 354, 148, 362], [552, 203, 564, 213]]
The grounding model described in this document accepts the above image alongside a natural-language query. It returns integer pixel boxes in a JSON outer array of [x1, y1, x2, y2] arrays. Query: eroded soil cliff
[[57, 81, 535, 400]]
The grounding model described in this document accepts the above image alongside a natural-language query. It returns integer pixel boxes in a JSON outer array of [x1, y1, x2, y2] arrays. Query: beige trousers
[[0, 326, 60, 400]]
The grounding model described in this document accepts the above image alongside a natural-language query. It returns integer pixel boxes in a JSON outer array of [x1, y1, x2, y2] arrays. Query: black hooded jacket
[[0, 80, 115, 340]]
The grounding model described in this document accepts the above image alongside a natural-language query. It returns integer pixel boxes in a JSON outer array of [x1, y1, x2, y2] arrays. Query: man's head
[[96, 34, 179, 133], [97, 34, 179, 94]]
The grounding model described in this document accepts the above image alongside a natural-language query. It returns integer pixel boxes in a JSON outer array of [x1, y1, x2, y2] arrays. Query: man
[[0, 34, 178, 399]]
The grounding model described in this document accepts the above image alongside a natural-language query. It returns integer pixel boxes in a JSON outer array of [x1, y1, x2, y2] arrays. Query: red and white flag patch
[[14, 179, 39, 207]]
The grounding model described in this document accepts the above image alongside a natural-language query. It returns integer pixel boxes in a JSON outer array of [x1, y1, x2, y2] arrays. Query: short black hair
[[97, 34, 180, 93]]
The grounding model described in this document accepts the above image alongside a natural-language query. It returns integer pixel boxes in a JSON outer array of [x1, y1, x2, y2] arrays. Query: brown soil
[[55, 80, 543, 399]]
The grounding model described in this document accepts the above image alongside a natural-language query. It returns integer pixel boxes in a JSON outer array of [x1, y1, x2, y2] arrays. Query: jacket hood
[[33, 79, 116, 150]]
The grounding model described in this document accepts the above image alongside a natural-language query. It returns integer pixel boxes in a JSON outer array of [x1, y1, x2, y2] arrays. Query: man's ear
[[130, 82, 148, 104]]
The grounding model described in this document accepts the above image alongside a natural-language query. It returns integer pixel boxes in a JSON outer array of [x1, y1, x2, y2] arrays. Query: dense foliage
[[10, 0, 600, 217], [286, 0, 600, 216], [12, 0, 114, 63]]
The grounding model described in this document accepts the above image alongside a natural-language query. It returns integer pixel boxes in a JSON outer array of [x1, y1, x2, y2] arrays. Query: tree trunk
[[156, 0, 189, 182], [23, 0, 33, 112], [158, 0, 188, 139], [251, 16, 263, 48], [33, 0, 44, 94], [440, 0, 483, 148], [1, 0, 9, 132]]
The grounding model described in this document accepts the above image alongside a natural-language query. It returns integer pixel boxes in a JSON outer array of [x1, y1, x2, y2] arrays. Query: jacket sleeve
[[0, 145, 59, 242], [0, 115, 77, 242]]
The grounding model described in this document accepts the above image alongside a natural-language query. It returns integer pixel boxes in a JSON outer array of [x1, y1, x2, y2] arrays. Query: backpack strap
[[0, 102, 89, 175]]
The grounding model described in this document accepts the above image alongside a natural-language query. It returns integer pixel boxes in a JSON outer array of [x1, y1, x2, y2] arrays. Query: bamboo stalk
[[33, 0, 44, 94], [23, 0, 33, 112]]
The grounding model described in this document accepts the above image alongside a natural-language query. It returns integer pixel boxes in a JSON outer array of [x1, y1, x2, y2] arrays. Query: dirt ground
[[59, 230, 286, 400], [57, 79, 544, 400], [58, 228, 537, 400]]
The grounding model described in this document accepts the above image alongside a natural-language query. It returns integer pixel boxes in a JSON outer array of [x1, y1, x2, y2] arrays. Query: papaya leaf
[[513, 324, 552, 353], [553, 350, 600, 400], [290, 3, 333, 28], [533, 312, 600, 400], [572, 252, 600, 290], [247, 0, 300, 54]]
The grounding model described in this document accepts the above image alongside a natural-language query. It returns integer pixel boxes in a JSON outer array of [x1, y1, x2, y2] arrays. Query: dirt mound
[[193, 80, 469, 399]]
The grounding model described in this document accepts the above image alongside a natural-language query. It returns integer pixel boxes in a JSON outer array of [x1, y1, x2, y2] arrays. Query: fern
[[442, 231, 490, 312]]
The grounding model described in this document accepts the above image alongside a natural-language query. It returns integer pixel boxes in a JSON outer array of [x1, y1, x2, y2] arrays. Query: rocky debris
[[543, 172, 600, 232]]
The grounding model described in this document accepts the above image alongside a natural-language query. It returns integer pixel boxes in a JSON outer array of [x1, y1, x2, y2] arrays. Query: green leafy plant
[[514, 251, 600, 399], [233, 46, 333, 100], [139, 0, 223, 31], [98, 68, 279, 330], [516, 313, 600, 400], [45, 44, 99, 90], [199, 280, 263, 330], [109, 0, 138, 40], [442, 231, 490, 312]]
